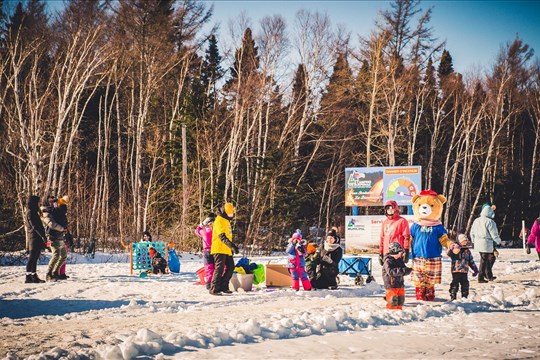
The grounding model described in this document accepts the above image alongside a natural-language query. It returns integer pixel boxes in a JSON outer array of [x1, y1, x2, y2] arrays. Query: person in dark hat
[[382, 242, 412, 309], [311, 231, 343, 290], [25, 195, 47, 283], [141, 230, 152, 242]]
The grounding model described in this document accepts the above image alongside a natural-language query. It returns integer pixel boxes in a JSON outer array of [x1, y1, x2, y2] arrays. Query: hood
[[480, 205, 495, 219], [27, 195, 40, 213], [384, 200, 400, 219]]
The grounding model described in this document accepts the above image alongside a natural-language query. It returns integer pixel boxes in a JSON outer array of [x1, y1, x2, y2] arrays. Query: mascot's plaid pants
[[411, 257, 442, 301]]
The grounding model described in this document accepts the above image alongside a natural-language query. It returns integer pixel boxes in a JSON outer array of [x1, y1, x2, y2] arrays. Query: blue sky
[[7, 0, 539, 73], [208, 0, 540, 73]]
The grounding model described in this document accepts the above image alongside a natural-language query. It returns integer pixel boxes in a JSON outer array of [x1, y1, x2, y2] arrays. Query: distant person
[[55, 196, 72, 280], [470, 203, 502, 283], [195, 213, 216, 289], [209, 203, 239, 295], [148, 245, 168, 274], [311, 231, 343, 290], [41, 196, 67, 282], [25, 195, 47, 283], [447, 234, 479, 300], [141, 230, 152, 242], [286, 230, 312, 291], [379, 200, 411, 266], [382, 242, 412, 310], [527, 214, 540, 261]]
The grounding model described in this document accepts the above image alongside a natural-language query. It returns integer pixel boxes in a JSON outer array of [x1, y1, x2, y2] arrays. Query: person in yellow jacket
[[209, 202, 239, 295]]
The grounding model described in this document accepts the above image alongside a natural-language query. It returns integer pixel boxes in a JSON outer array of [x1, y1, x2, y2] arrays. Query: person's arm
[[41, 212, 65, 232], [487, 220, 502, 246]]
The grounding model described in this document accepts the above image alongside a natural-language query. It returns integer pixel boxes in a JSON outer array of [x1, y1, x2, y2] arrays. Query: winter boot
[[32, 273, 45, 283], [301, 278, 312, 291], [57, 273, 69, 280], [425, 286, 436, 301], [53, 271, 64, 280], [450, 292, 457, 301], [415, 287, 426, 300], [25, 274, 34, 283], [46, 272, 57, 282], [292, 279, 300, 291]]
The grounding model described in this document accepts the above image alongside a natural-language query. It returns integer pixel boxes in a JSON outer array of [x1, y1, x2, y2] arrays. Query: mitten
[[322, 254, 333, 264], [378, 254, 383, 266], [451, 243, 461, 254], [472, 269, 479, 277], [404, 249, 410, 263]]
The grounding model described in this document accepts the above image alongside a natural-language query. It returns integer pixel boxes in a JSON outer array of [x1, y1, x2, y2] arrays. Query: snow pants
[[386, 287, 405, 309], [449, 272, 469, 299], [289, 267, 312, 291], [47, 239, 67, 274], [210, 253, 234, 293], [479, 252, 495, 281], [203, 250, 215, 286]]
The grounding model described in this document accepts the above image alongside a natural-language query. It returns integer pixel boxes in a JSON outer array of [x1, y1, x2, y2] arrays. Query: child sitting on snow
[[382, 242, 412, 309], [148, 246, 168, 274], [286, 230, 312, 291], [448, 234, 479, 300], [304, 242, 319, 283]]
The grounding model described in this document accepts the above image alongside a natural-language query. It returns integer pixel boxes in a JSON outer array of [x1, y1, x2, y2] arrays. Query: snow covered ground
[[1, 248, 539, 359]]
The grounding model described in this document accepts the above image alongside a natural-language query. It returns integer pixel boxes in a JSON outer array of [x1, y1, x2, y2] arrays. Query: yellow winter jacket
[[210, 215, 233, 256]]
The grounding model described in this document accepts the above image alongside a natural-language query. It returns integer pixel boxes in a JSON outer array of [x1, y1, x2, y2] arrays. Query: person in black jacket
[[311, 231, 343, 290], [25, 195, 47, 283], [382, 242, 412, 309], [41, 196, 67, 281]]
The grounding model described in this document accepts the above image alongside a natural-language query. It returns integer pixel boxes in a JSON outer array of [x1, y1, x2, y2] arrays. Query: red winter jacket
[[380, 201, 411, 255]]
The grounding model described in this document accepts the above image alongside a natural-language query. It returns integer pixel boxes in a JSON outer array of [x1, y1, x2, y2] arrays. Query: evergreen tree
[[229, 27, 259, 83], [438, 49, 454, 78]]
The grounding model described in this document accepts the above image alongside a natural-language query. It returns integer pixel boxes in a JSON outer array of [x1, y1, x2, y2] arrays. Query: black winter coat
[[26, 195, 46, 251], [382, 254, 411, 289], [312, 244, 343, 289]]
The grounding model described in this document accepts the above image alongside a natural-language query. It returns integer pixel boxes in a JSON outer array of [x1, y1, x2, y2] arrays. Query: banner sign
[[344, 215, 415, 254], [345, 166, 421, 207]]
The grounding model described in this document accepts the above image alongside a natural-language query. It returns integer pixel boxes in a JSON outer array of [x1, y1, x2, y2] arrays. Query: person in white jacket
[[470, 204, 502, 283]]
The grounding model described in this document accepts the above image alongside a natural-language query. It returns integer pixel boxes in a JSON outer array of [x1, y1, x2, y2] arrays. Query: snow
[[1, 249, 539, 359]]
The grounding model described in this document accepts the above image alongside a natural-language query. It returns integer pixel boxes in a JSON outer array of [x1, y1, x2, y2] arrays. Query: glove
[[526, 243, 531, 254], [404, 249, 409, 263], [472, 269, 479, 277], [378, 254, 384, 266], [322, 254, 333, 264]]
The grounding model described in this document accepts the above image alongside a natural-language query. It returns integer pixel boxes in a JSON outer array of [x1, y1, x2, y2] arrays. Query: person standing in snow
[[527, 214, 540, 261], [195, 213, 216, 289], [447, 234, 479, 300], [470, 204, 502, 283], [41, 196, 67, 282], [311, 231, 342, 290], [209, 203, 239, 295], [382, 242, 411, 310], [286, 230, 312, 291], [379, 200, 411, 266], [25, 195, 47, 283], [55, 196, 72, 280]]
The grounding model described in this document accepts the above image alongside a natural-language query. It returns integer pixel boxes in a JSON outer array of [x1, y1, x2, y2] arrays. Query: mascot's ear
[[412, 195, 420, 203], [437, 194, 447, 204]]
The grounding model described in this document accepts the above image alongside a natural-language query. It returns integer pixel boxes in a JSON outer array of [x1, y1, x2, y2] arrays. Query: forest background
[[0, 0, 538, 254]]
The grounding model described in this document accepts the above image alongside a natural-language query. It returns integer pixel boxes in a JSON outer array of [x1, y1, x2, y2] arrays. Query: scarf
[[415, 219, 442, 226], [324, 243, 340, 252]]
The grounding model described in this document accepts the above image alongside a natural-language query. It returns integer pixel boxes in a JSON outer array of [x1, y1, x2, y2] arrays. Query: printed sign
[[345, 166, 421, 207], [344, 215, 415, 254]]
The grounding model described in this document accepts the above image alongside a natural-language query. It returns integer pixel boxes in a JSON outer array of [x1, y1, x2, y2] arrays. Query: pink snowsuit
[[527, 219, 540, 252], [195, 224, 215, 283]]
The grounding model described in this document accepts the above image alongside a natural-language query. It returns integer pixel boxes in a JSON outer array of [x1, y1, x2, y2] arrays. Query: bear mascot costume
[[410, 189, 455, 301]]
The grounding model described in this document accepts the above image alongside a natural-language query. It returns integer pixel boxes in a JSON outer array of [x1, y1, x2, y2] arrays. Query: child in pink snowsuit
[[195, 214, 215, 289], [286, 230, 312, 291]]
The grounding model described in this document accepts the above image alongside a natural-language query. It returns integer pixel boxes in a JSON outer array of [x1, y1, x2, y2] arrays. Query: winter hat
[[291, 229, 302, 241], [202, 214, 215, 226], [58, 195, 69, 206], [224, 202, 235, 217], [148, 246, 156, 258], [457, 233, 469, 245], [306, 243, 317, 254], [388, 242, 403, 255]]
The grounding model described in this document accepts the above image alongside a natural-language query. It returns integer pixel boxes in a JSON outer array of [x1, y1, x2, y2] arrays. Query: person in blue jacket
[[470, 204, 502, 283]]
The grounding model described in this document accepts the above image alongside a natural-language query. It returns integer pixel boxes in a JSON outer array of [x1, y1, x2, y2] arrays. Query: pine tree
[[438, 49, 454, 78]]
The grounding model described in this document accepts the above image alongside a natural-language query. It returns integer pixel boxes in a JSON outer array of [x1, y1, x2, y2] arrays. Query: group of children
[[382, 234, 478, 309]]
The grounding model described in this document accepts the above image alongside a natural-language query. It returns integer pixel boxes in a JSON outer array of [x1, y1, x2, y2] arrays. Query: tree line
[[0, 0, 538, 253]]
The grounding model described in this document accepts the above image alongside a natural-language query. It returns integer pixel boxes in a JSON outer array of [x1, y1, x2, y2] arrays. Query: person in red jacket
[[379, 200, 411, 266]]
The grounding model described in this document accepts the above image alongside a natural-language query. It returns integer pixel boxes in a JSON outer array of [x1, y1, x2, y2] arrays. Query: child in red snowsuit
[[286, 230, 312, 291]]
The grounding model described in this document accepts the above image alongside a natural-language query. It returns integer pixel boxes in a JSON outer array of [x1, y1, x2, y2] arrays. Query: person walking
[[379, 200, 411, 266], [470, 204, 502, 283], [209, 203, 239, 295], [527, 214, 540, 261], [41, 196, 68, 281], [25, 195, 47, 283]]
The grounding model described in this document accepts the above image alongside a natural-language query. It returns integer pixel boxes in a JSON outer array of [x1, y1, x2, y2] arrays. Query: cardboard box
[[265, 264, 292, 287]]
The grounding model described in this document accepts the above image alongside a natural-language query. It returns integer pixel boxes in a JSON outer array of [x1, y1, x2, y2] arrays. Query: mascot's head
[[411, 189, 446, 221]]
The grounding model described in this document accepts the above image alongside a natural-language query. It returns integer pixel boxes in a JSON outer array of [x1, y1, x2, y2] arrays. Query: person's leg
[[290, 268, 300, 290], [53, 243, 67, 279], [449, 273, 459, 300], [58, 243, 68, 276], [26, 248, 41, 283], [478, 253, 488, 282], [485, 253, 495, 280], [300, 268, 312, 290], [210, 254, 225, 294], [461, 273, 470, 298], [537, 251, 540, 261], [47, 241, 61, 281]]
